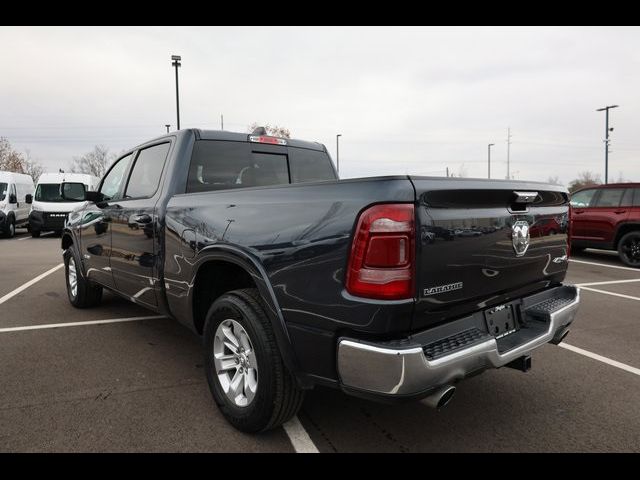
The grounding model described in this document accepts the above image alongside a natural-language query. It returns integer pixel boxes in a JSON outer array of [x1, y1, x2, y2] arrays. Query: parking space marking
[[18, 232, 53, 240], [569, 258, 640, 272], [0, 263, 64, 307], [576, 278, 640, 287], [560, 343, 640, 377], [580, 286, 640, 302], [283, 416, 319, 453], [0, 315, 166, 333]]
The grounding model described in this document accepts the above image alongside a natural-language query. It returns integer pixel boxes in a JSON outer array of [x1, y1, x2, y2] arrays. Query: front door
[[582, 188, 628, 244], [108, 142, 170, 308], [82, 152, 134, 288]]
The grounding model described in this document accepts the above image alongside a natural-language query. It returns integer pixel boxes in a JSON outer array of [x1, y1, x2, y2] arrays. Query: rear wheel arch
[[191, 248, 306, 386], [614, 223, 640, 249]]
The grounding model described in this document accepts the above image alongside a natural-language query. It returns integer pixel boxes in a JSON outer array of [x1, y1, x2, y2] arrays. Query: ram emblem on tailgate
[[512, 221, 530, 256]]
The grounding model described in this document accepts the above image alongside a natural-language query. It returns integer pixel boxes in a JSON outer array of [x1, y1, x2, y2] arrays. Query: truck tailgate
[[410, 177, 570, 332]]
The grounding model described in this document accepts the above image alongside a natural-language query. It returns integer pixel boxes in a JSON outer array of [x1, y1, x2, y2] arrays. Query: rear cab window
[[186, 140, 336, 193]]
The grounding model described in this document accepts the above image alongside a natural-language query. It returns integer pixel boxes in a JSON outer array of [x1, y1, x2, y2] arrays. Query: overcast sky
[[1, 26, 639, 184]]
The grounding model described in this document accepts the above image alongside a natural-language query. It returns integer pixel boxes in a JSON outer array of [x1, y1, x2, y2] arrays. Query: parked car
[[60, 129, 580, 432], [0, 171, 34, 238], [30, 172, 100, 237], [570, 183, 640, 267]]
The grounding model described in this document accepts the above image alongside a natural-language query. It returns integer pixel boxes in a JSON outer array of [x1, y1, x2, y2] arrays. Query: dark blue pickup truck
[[60, 128, 580, 432]]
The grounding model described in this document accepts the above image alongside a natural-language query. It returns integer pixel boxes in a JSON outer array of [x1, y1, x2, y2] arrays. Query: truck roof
[[0, 171, 34, 183], [194, 129, 326, 152], [37, 172, 100, 184]]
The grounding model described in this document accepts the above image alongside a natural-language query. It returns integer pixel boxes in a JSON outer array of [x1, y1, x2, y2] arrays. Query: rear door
[[108, 142, 170, 308], [410, 178, 570, 331]]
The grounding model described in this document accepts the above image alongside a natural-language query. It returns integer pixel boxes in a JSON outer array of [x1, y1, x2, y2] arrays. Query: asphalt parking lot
[[1, 229, 639, 452]]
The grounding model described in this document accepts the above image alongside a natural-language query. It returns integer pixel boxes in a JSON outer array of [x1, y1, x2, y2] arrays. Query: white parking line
[[560, 343, 640, 377], [18, 232, 54, 241], [283, 416, 319, 453], [580, 286, 640, 302], [0, 263, 64, 306], [569, 258, 640, 272], [0, 315, 166, 333], [576, 278, 640, 287]]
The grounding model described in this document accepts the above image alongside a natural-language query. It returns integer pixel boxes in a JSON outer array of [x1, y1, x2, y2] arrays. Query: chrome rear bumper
[[337, 285, 580, 398]]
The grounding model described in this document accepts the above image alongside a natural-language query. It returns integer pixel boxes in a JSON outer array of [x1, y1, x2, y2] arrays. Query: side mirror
[[9, 194, 17, 204], [85, 190, 106, 207], [25, 194, 33, 204], [60, 182, 87, 202]]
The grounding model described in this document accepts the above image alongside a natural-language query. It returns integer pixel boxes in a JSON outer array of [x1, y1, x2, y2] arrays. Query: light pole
[[165, 124, 170, 133], [487, 143, 494, 179], [171, 55, 182, 130], [596, 104, 618, 184], [336, 134, 342, 174]]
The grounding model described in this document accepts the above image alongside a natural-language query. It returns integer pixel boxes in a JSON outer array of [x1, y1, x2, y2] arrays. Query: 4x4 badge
[[512, 221, 530, 256]]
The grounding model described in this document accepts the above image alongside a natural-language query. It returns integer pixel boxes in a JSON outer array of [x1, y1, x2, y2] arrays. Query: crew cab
[[570, 183, 640, 267], [60, 129, 580, 432]]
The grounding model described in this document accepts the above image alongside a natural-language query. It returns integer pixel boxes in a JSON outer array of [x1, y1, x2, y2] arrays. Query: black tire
[[63, 248, 103, 308], [3, 217, 15, 238], [31, 229, 41, 238], [617, 231, 640, 268], [571, 246, 585, 254], [203, 288, 304, 433]]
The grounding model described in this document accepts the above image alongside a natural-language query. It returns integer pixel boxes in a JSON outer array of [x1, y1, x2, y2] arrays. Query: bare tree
[[248, 123, 291, 139], [0, 138, 45, 182], [0, 137, 26, 173], [23, 149, 45, 183], [568, 171, 601, 193], [70, 145, 115, 178], [547, 175, 563, 186]]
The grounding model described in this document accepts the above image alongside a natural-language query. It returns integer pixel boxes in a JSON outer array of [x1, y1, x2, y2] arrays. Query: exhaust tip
[[437, 386, 456, 409], [423, 385, 456, 410]]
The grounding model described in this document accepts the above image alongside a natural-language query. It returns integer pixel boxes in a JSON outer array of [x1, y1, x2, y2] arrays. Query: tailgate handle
[[513, 191, 538, 203]]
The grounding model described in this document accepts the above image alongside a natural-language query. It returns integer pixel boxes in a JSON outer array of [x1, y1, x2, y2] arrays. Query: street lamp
[[165, 124, 170, 133], [171, 55, 182, 130], [336, 134, 342, 175], [487, 143, 495, 179], [596, 104, 619, 184]]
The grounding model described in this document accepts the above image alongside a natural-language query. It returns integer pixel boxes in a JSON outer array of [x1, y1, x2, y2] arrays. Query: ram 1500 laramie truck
[[60, 128, 580, 432]]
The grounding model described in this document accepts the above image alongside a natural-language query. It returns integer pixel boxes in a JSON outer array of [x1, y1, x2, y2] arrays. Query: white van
[[0, 171, 35, 238], [30, 172, 100, 237]]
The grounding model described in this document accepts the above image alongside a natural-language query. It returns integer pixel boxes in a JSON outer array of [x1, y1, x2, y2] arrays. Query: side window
[[187, 141, 289, 193], [594, 188, 624, 208], [570, 189, 597, 208], [621, 189, 634, 207], [634, 188, 640, 207], [10, 184, 17, 202], [100, 153, 133, 201], [289, 147, 337, 183], [125, 143, 170, 199]]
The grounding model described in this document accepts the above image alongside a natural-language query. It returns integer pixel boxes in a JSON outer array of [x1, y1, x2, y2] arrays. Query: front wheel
[[618, 231, 640, 268], [64, 249, 103, 307], [203, 288, 304, 433], [3, 218, 15, 238], [31, 229, 41, 238]]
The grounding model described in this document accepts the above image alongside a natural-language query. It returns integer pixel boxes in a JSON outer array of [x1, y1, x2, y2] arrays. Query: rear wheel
[[64, 248, 103, 307], [203, 288, 304, 433], [618, 231, 640, 268]]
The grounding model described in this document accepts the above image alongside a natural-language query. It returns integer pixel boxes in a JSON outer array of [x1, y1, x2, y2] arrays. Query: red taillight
[[345, 204, 415, 300]]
